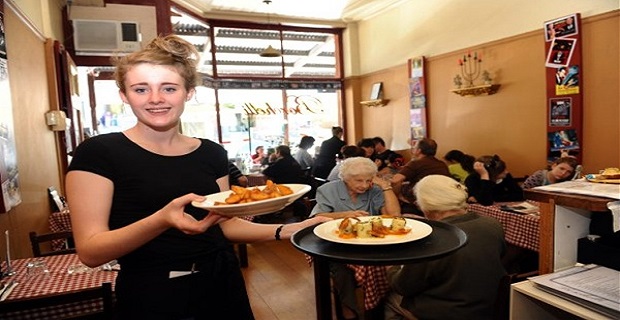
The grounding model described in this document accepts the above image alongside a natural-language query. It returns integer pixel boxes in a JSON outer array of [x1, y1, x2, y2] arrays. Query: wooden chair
[[0, 282, 113, 319], [29, 231, 76, 257]]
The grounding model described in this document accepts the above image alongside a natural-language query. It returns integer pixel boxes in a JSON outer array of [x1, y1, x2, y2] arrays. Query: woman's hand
[[158, 193, 229, 234], [473, 161, 490, 180], [372, 175, 391, 189]]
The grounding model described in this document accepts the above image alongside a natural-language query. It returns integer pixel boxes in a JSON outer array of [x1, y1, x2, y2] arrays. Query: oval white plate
[[192, 184, 311, 217], [313, 217, 433, 245]]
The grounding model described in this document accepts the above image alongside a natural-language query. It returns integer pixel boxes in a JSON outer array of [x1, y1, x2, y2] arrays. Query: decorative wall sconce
[[451, 51, 500, 97]]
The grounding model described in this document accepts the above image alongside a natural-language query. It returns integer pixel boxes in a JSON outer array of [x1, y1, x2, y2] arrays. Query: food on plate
[[355, 221, 373, 238], [390, 217, 408, 232], [600, 167, 620, 179], [336, 216, 411, 239], [218, 180, 294, 205]]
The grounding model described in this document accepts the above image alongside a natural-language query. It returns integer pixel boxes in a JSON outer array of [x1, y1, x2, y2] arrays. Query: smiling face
[[119, 63, 194, 131]]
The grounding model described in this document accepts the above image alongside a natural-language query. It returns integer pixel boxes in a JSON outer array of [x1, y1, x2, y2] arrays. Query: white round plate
[[313, 216, 433, 245], [192, 184, 311, 217]]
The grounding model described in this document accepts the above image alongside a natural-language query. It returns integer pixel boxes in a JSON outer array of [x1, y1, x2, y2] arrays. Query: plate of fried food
[[313, 216, 433, 245], [192, 181, 311, 217]]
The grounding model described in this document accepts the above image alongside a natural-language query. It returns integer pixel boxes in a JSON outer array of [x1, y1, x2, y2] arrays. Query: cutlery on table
[[0, 281, 18, 301]]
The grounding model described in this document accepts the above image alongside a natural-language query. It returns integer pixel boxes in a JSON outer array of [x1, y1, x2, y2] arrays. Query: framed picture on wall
[[545, 38, 576, 68], [370, 82, 382, 100], [549, 97, 572, 127], [544, 13, 579, 42]]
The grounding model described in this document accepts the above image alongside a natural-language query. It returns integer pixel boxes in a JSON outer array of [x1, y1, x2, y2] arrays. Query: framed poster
[[0, 2, 22, 212], [370, 82, 382, 100], [544, 13, 582, 163], [408, 56, 427, 141], [549, 97, 572, 127], [545, 13, 579, 41], [546, 38, 576, 68]]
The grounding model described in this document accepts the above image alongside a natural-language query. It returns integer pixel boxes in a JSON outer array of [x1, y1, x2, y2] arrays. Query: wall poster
[[0, 1, 22, 213], [408, 56, 427, 141], [549, 97, 572, 127], [544, 13, 582, 163]]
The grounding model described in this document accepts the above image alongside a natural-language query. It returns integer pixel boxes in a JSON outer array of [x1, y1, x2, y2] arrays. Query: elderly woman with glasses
[[310, 156, 401, 319]]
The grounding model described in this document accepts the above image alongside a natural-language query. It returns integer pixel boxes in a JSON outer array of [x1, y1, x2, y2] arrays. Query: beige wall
[[9, 0, 63, 39], [0, 2, 63, 259], [351, 0, 620, 76], [349, 11, 619, 178]]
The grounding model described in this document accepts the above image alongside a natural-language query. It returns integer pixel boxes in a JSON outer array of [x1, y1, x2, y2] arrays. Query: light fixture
[[260, 45, 281, 57], [259, 0, 281, 58]]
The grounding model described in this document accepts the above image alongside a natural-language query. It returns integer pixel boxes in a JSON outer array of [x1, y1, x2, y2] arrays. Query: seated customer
[[294, 135, 316, 170], [390, 138, 451, 211], [262, 145, 306, 217], [385, 175, 506, 320], [262, 145, 304, 184], [357, 138, 376, 158], [372, 136, 398, 171], [378, 152, 405, 179], [464, 154, 523, 206], [443, 149, 475, 183], [522, 156, 578, 189], [310, 157, 400, 319], [326, 145, 364, 181]]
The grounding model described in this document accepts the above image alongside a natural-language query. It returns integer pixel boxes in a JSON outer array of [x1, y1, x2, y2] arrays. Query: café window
[[75, 10, 344, 163], [180, 83, 341, 160]]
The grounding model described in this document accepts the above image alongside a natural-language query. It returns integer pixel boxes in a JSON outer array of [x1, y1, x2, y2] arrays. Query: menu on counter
[[530, 264, 620, 319], [534, 180, 620, 200]]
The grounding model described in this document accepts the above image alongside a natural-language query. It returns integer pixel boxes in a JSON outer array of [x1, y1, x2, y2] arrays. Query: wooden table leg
[[538, 200, 555, 274], [313, 256, 332, 320]]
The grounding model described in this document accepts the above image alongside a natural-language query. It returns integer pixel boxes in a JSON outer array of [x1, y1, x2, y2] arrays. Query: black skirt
[[114, 248, 254, 320]]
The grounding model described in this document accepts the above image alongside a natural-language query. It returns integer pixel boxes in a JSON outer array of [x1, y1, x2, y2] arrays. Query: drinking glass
[[26, 258, 50, 279]]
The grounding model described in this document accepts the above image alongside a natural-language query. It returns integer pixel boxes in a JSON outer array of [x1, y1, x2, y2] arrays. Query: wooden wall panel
[[0, 3, 62, 259]]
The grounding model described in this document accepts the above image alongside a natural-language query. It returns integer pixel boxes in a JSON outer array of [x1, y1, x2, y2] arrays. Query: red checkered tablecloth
[[305, 256, 389, 310], [49, 211, 72, 233], [0, 254, 116, 319], [49, 211, 73, 251], [469, 202, 540, 252]]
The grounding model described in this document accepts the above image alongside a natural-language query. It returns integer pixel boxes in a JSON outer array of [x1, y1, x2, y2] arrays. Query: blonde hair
[[113, 34, 199, 93], [339, 157, 377, 180], [414, 175, 468, 212]]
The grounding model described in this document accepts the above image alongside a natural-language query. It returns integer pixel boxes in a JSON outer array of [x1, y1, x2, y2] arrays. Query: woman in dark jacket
[[464, 154, 523, 206]]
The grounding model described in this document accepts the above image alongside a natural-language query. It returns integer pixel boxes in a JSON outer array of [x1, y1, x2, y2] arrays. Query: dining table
[[468, 202, 540, 252], [291, 218, 468, 320], [0, 254, 117, 319]]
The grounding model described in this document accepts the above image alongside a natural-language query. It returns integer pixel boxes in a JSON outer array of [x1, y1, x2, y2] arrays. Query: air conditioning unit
[[72, 19, 141, 56]]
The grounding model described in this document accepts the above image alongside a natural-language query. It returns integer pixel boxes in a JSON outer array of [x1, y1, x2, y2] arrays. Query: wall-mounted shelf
[[451, 84, 501, 97], [360, 99, 390, 107]]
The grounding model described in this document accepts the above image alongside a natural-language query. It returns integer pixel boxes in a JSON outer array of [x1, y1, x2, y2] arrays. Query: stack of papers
[[534, 180, 620, 200], [529, 264, 620, 319]]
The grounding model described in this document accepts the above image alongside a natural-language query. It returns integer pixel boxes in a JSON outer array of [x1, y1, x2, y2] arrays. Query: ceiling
[[172, 0, 410, 24]]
